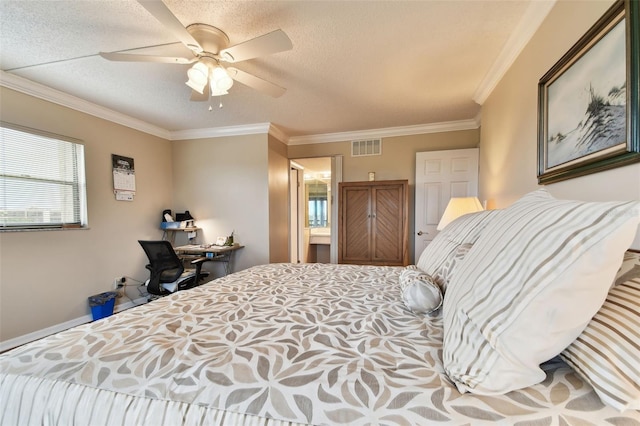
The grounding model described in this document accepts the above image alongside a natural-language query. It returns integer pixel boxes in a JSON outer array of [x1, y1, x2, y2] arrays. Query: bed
[[1, 190, 639, 425]]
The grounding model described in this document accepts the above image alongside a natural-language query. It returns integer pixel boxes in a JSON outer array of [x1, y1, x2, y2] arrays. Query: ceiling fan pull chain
[[208, 97, 223, 111]]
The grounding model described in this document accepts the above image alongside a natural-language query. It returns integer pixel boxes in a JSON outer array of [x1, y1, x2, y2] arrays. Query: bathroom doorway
[[289, 156, 341, 263]]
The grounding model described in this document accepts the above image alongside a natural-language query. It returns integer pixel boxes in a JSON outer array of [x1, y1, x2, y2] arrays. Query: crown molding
[[171, 123, 291, 141], [287, 118, 480, 145], [2, 70, 481, 145], [268, 123, 289, 143], [473, 0, 556, 105], [0, 71, 171, 139], [170, 122, 272, 140]]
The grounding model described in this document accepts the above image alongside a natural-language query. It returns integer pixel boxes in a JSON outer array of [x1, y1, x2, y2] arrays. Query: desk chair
[[138, 240, 211, 297]]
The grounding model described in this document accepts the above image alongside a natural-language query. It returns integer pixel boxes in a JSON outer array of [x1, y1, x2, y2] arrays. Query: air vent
[[351, 139, 382, 157]]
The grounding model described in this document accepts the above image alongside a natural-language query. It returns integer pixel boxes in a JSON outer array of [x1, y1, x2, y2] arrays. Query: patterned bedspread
[[1, 263, 638, 425]]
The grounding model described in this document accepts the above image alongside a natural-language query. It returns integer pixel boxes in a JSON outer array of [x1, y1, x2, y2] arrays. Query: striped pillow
[[433, 242, 473, 292], [561, 256, 640, 411], [614, 250, 640, 286], [416, 210, 499, 291], [442, 189, 640, 395]]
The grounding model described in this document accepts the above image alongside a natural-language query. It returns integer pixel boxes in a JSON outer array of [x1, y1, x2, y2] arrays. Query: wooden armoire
[[338, 180, 409, 266]]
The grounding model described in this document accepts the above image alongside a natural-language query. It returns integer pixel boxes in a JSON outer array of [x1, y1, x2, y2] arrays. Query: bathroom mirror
[[295, 156, 332, 230], [306, 179, 329, 227]]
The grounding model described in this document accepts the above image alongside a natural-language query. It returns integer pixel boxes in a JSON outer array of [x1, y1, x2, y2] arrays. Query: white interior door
[[414, 148, 479, 261]]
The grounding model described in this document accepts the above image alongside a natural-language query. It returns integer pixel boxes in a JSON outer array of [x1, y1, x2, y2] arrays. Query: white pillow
[[399, 267, 442, 315], [442, 189, 640, 395], [416, 210, 499, 291]]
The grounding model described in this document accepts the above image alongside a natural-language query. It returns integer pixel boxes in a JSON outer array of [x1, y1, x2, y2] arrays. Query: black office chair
[[138, 240, 211, 297]]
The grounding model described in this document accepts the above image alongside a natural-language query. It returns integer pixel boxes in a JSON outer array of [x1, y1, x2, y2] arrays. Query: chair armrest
[[191, 257, 212, 266], [190, 256, 214, 286]]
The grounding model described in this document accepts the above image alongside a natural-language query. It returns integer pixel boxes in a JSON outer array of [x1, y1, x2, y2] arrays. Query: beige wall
[[289, 130, 479, 183], [479, 0, 640, 247], [0, 87, 173, 341], [268, 135, 291, 263], [171, 133, 272, 271], [289, 129, 480, 262]]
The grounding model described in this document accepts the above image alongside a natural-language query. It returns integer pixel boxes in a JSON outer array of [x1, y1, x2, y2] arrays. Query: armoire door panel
[[341, 187, 371, 262], [339, 180, 408, 266], [372, 185, 403, 263]]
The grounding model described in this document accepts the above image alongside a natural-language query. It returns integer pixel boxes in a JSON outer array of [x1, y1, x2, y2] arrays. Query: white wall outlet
[[113, 276, 126, 289]]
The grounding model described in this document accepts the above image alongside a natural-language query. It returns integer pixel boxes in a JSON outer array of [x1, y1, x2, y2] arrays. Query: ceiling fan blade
[[100, 52, 196, 64], [220, 30, 292, 63], [138, 0, 203, 53], [190, 81, 210, 102], [227, 67, 286, 98]]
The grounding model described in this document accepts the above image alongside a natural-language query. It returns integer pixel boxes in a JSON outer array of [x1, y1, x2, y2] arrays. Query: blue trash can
[[88, 291, 117, 321]]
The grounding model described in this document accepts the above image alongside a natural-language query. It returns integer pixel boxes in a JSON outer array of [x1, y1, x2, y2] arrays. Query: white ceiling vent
[[351, 139, 382, 157]]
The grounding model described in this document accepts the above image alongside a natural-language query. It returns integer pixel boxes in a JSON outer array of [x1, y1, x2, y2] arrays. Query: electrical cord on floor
[[116, 276, 149, 307]]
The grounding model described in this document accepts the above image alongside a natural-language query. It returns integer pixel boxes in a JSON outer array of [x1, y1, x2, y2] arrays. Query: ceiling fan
[[100, 0, 293, 101]]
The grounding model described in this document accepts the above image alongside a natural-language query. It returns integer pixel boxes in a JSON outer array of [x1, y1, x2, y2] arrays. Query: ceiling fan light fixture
[[99, 3, 291, 101], [211, 66, 234, 92], [210, 87, 229, 96], [185, 61, 210, 94], [185, 79, 206, 94], [187, 61, 208, 80]]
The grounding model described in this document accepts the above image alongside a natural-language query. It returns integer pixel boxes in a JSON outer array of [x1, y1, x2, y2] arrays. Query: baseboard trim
[[0, 297, 148, 353]]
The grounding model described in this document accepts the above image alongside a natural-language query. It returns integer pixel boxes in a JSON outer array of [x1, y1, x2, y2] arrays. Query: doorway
[[290, 156, 341, 263]]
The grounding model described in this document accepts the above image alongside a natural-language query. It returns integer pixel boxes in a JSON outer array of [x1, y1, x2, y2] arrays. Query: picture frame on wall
[[537, 0, 639, 185]]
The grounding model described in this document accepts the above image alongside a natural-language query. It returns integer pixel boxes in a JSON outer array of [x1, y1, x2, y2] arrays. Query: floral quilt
[[1, 263, 638, 425]]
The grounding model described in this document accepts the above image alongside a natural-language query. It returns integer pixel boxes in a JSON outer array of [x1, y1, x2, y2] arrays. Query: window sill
[[0, 226, 90, 233]]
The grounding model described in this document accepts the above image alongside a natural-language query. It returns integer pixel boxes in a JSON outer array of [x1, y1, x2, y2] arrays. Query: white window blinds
[[0, 123, 87, 230]]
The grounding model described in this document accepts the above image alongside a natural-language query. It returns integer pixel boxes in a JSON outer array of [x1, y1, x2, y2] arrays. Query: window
[[308, 198, 328, 227], [0, 123, 87, 230]]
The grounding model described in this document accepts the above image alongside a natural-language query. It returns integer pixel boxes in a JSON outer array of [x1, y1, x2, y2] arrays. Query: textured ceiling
[[0, 1, 548, 140]]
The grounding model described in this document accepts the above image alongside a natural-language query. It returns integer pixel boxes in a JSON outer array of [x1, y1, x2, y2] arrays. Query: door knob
[[417, 230, 427, 236]]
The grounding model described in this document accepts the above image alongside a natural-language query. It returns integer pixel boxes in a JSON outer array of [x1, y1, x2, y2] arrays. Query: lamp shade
[[437, 197, 484, 230], [185, 62, 209, 94], [210, 87, 229, 96], [211, 66, 234, 93]]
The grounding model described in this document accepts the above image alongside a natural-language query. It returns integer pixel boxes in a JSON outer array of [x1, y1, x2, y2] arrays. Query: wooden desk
[[174, 244, 244, 276]]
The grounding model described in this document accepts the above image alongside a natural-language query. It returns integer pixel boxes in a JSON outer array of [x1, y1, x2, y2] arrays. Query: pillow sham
[[442, 189, 640, 395], [433, 242, 473, 290], [416, 209, 499, 291], [614, 250, 640, 286], [561, 266, 640, 411], [399, 267, 442, 315]]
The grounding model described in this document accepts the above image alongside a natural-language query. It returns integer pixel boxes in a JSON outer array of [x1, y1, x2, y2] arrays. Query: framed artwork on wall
[[537, 0, 639, 184]]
